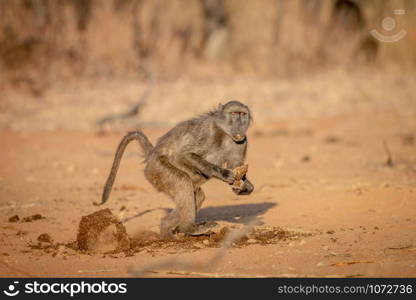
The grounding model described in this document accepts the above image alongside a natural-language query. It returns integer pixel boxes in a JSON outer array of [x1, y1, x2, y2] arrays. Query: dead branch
[[96, 66, 155, 128]]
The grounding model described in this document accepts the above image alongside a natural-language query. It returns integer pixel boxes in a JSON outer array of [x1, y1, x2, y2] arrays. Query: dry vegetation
[[1, 0, 415, 129], [1, 0, 415, 80]]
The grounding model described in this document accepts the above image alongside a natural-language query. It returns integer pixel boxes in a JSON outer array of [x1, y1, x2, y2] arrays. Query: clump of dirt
[[8, 214, 45, 223], [22, 214, 45, 222], [8, 215, 19, 222], [25, 209, 131, 256], [38, 233, 53, 243], [75, 208, 130, 253]]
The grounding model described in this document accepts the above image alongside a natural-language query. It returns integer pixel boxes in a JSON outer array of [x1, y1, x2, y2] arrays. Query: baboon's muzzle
[[232, 133, 246, 142]]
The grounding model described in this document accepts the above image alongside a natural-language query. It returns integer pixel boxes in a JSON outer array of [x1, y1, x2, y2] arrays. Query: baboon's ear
[[248, 108, 254, 123], [217, 103, 224, 111]]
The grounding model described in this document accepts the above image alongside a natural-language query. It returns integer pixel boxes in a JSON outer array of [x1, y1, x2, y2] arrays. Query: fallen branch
[[96, 66, 155, 128]]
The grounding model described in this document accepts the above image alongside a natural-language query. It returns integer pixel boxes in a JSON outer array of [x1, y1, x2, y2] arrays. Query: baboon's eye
[[230, 112, 239, 116], [240, 112, 247, 117]]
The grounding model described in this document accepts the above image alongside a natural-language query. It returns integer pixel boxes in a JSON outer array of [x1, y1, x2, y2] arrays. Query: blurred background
[[0, 0, 415, 130]]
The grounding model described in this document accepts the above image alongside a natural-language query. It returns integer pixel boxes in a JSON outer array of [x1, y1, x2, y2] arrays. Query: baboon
[[96, 100, 254, 238]]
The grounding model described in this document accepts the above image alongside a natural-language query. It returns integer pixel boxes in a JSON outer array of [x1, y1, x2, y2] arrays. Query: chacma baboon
[[96, 100, 254, 238]]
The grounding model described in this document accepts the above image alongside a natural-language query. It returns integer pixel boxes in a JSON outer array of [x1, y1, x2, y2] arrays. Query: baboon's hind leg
[[145, 157, 197, 238], [194, 187, 218, 232], [161, 179, 197, 238]]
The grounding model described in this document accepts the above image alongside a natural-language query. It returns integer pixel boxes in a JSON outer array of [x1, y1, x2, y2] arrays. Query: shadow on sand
[[121, 202, 277, 226], [197, 202, 277, 225]]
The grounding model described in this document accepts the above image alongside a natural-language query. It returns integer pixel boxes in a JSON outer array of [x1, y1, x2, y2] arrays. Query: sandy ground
[[0, 109, 415, 278]]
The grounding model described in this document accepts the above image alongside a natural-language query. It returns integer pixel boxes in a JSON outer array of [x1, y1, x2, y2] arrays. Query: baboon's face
[[217, 101, 251, 143]]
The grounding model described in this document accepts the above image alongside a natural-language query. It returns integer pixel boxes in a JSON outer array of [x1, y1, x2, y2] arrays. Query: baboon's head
[[216, 100, 251, 143]]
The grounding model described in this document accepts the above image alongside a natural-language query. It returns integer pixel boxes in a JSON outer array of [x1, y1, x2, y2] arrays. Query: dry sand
[[0, 110, 415, 277]]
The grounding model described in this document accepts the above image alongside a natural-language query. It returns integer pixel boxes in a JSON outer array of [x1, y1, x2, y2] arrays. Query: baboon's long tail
[[94, 130, 153, 206]]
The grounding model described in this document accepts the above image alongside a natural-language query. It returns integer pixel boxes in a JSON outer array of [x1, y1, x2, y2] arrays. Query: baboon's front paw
[[232, 180, 254, 195], [233, 187, 253, 195]]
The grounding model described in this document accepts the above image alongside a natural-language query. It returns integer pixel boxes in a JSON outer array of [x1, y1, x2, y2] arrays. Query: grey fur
[[97, 100, 254, 238]]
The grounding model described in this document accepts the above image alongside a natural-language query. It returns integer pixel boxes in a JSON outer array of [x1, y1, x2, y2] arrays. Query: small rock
[[8, 215, 19, 223], [38, 233, 53, 243], [247, 238, 257, 244], [203, 239, 210, 245], [22, 214, 45, 222]]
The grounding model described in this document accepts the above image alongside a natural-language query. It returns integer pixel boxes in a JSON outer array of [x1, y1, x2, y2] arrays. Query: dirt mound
[[24, 209, 314, 257], [76, 208, 130, 253]]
